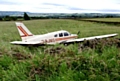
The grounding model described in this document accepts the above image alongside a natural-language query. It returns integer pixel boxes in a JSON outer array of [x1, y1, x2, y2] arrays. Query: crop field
[[80, 18, 120, 22], [0, 19, 120, 81], [79, 18, 120, 26]]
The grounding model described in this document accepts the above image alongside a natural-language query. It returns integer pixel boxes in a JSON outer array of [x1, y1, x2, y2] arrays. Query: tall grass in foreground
[[0, 19, 120, 81], [0, 45, 120, 81]]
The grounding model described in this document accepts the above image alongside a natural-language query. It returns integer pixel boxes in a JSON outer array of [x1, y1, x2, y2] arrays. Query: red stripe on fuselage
[[41, 36, 77, 44], [55, 36, 77, 41]]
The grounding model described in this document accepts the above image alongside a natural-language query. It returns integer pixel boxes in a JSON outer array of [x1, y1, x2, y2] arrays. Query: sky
[[0, 0, 120, 13]]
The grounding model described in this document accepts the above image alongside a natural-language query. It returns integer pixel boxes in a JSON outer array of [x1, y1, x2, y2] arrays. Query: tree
[[3, 16, 17, 21], [4, 15, 11, 21], [11, 16, 17, 21], [23, 12, 31, 20], [0, 17, 3, 21]]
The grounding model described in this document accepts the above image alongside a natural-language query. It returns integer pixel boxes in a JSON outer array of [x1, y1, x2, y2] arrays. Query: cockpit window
[[54, 34, 57, 37], [59, 33, 63, 37], [64, 32, 69, 36]]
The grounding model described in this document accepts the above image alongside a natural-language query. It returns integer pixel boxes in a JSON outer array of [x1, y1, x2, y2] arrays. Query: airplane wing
[[10, 41, 42, 45], [66, 33, 118, 43], [10, 41, 54, 45]]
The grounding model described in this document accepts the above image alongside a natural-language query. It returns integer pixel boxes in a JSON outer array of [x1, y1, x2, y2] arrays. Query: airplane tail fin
[[15, 22, 34, 41]]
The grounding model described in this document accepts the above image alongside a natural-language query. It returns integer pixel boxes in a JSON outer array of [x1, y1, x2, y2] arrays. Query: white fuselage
[[23, 30, 77, 44]]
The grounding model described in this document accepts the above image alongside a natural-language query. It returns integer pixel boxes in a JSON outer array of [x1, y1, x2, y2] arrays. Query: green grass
[[0, 19, 120, 81], [80, 18, 120, 22]]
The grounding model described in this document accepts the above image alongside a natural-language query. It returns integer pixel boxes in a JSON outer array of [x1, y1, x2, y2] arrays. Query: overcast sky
[[0, 0, 120, 13]]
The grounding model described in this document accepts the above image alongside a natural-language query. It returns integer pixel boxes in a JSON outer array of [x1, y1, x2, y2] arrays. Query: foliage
[[3, 16, 17, 21], [24, 12, 31, 20], [0, 17, 3, 21]]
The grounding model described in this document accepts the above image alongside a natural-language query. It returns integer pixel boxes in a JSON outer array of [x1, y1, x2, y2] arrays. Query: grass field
[[80, 18, 120, 22], [0, 19, 120, 81], [79, 18, 120, 26]]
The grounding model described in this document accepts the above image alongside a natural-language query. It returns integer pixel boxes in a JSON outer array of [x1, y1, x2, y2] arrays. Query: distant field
[[80, 18, 120, 22], [0, 19, 120, 81]]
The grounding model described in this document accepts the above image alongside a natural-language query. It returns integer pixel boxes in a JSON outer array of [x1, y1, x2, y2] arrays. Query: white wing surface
[[10, 41, 41, 45], [66, 33, 118, 43]]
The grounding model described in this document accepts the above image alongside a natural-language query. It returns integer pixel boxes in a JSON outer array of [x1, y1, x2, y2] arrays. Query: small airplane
[[10, 22, 118, 45]]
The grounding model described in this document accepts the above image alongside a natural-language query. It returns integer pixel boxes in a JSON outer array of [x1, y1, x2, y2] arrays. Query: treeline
[[0, 16, 18, 21], [0, 12, 120, 21], [0, 12, 30, 21]]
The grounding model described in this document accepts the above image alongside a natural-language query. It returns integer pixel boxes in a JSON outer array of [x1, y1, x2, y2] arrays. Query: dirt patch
[[0, 52, 3, 57], [29, 66, 43, 79], [12, 52, 31, 60], [0, 48, 3, 57], [78, 38, 120, 52], [82, 38, 120, 48], [44, 47, 66, 54], [44, 38, 120, 54]]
